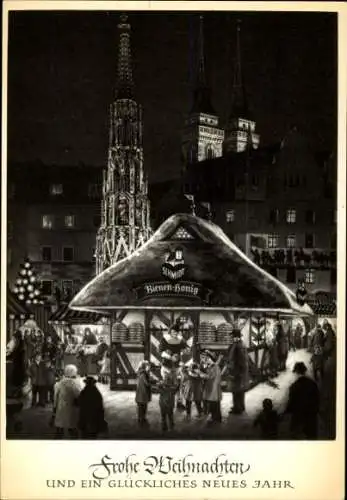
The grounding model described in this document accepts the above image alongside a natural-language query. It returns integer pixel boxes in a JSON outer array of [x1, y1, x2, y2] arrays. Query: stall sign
[[135, 281, 211, 304]]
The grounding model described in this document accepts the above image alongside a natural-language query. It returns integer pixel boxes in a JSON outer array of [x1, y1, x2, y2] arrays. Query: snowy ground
[[7, 349, 331, 440]]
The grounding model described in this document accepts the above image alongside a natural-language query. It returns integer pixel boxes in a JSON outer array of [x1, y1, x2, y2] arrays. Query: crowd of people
[[7, 318, 336, 440], [251, 246, 336, 268]]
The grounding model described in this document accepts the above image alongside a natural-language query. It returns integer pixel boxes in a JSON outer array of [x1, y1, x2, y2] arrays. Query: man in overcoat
[[285, 362, 320, 439], [227, 329, 249, 415]]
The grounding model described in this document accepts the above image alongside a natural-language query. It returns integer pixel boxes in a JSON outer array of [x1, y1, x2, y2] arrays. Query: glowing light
[[20, 270, 26, 276], [24, 262, 31, 269], [30, 276, 36, 283], [23, 279, 28, 285], [19, 294, 25, 300]]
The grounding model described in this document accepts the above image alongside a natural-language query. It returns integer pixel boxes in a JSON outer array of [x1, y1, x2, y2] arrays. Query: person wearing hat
[[226, 329, 249, 415], [77, 375, 107, 439], [52, 364, 82, 439], [200, 350, 222, 425], [285, 362, 320, 439]]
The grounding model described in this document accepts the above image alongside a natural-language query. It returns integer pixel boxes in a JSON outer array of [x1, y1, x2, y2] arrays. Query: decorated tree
[[13, 258, 44, 306]]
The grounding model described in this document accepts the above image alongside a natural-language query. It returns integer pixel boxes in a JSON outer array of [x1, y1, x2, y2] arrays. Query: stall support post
[[144, 310, 151, 362], [192, 311, 200, 362]]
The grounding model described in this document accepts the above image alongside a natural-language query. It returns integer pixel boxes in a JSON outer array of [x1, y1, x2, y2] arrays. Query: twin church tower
[[182, 16, 259, 166], [96, 14, 259, 274]]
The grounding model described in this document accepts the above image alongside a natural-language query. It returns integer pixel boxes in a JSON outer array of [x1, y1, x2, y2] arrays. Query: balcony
[[250, 247, 336, 269]]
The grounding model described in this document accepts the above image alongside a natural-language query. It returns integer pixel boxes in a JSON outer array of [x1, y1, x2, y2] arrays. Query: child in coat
[[253, 398, 280, 439], [135, 361, 152, 428], [181, 363, 203, 419], [157, 366, 179, 432]]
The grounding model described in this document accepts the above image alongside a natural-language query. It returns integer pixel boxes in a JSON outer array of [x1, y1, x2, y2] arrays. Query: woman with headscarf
[[52, 364, 82, 439]]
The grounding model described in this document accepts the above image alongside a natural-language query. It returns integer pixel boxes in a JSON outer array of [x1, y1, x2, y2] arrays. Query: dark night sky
[[7, 10, 337, 182]]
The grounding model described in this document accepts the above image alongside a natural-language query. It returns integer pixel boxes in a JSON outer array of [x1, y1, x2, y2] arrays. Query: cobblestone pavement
[[7, 349, 329, 440]]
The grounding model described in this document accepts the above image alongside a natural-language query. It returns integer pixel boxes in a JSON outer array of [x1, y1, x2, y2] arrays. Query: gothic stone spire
[[191, 15, 215, 115], [116, 13, 134, 100], [229, 19, 249, 119]]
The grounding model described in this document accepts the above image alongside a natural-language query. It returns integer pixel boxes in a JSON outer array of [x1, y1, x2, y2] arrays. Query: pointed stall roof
[[70, 214, 313, 316]]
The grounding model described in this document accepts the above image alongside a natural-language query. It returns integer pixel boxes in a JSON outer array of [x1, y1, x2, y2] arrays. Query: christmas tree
[[13, 258, 44, 306]]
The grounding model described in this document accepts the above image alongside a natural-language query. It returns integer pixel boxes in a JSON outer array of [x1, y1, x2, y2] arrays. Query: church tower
[[181, 16, 224, 167], [95, 14, 151, 274], [224, 20, 260, 154]]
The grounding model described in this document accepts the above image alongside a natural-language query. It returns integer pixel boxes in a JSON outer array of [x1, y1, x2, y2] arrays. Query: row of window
[[41, 279, 75, 296], [42, 246, 75, 262], [226, 208, 337, 224], [42, 214, 100, 229], [280, 268, 336, 286], [267, 233, 315, 249]]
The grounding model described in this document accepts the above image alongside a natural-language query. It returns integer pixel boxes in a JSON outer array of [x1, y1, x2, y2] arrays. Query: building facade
[[7, 163, 102, 303], [95, 14, 151, 274]]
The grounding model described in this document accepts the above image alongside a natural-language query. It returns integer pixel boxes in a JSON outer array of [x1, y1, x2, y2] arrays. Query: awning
[[70, 213, 313, 317], [49, 303, 105, 324], [7, 287, 32, 319]]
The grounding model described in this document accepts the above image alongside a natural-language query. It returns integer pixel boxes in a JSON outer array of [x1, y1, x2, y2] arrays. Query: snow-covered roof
[[70, 213, 314, 316]]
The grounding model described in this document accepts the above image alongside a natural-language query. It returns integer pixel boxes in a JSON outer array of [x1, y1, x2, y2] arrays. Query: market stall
[[70, 213, 313, 390], [6, 285, 34, 342], [49, 304, 110, 375]]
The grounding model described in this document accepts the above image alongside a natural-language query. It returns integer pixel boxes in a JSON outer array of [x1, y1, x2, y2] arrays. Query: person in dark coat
[[227, 329, 249, 414], [276, 322, 289, 371], [322, 320, 336, 361], [135, 361, 152, 428], [285, 362, 320, 439], [29, 354, 46, 406], [309, 325, 326, 382], [42, 336, 57, 363], [254, 398, 281, 440], [43, 359, 56, 404], [77, 376, 106, 439]]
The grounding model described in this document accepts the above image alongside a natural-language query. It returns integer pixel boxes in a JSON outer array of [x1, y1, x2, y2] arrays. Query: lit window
[[286, 235, 296, 248], [42, 246, 52, 262], [63, 247, 74, 262], [226, 210, 235, 223], [65, 215, 75, 228], [286, 209, 296, 224], [42, 215, 54, 229], [268, 234, 279, 248], [50, 184, 63, 195], [305, 233, 315, 249], [41, 280, 52, 296], [304, 269, 315, 284]]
